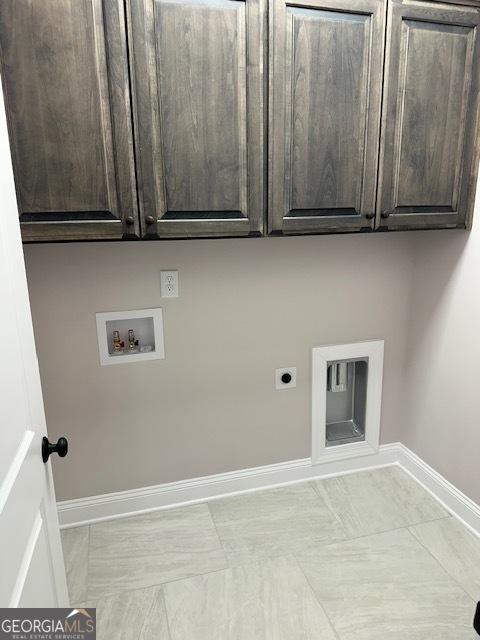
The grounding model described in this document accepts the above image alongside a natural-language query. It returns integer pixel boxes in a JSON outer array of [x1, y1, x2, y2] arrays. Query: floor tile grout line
[[89, 562, 238, 602], [85, 525, 92, 604], [136, 589, 159, 640], [76, 469, 456, 606], [86, 525, 477, 639], [85, 515, 454, 602], [308, 468, 450, 542], [90, 546, 352, 602], [161, 587, 174, 640], [63, 466, 479, 640], [92, 551, 347, 638], [206, 500, 229, 566], [288, 514, 452, 556], [308, 479, 347, 532], [293, 554, 342, 640], [309, 478, 322, 499], [339, 513, 451, 544], [83, 502, 229, 602], [338, 515, 449, 547], [408, 524, 476, 604], [293, 526, 477, 637]]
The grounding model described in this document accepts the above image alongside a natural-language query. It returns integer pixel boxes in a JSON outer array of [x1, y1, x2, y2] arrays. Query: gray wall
[[24, 234, 415, 501], [404, 195, 480, 503]]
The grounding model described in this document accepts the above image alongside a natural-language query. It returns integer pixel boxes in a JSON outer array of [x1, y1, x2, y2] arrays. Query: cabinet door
[[378, 0, 480, 230], [128, 0, 266, 238], [0, 0, 138, 242], [269, 0, 386, 235]]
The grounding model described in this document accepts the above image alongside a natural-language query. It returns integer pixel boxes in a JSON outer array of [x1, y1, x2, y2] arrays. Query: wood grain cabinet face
[[378, 0, 480, 230], [0, 0, 139, 242], [1, 0, 479, 243], [127, 0, 266, 238], [269, 0, 387, 235]]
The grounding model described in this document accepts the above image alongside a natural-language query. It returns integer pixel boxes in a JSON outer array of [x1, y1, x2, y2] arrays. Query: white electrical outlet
[[160, 270, 179, 298], [275, 367, 297, 390]]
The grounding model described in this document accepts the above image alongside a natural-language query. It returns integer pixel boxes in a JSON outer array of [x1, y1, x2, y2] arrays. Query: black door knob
[[42, 436, 68, 463], [474, 601, 480, 634]]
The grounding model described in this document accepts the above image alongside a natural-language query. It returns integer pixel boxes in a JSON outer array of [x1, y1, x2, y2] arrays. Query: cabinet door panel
[[269, 0, 386, 235], [128, 0, 265, 238], [0, 0, 138, 241], [378, 0, 480, 230]]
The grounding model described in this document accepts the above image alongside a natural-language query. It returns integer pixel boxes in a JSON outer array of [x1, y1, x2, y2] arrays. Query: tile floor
[[61, 466, 480, 639]]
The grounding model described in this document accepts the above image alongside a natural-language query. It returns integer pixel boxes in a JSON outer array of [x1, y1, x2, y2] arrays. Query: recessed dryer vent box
[[326, 359, 368, 447], [96, 308, 165, 366], [312, 340, 384, 464]]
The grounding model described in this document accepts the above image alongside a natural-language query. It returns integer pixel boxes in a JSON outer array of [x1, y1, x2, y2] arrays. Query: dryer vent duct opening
[[327, 362, 348, 393]]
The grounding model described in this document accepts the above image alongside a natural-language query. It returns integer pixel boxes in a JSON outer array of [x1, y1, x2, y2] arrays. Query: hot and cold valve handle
[[42, 436, 68, 463]]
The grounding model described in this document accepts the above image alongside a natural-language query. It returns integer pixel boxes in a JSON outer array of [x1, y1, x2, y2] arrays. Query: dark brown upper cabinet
[[269, 0, 387, 235], [0, 0, 138, 242], [377, 0, 480, 231], [1, 0, 479, 242], [127, 0, 266, 239]]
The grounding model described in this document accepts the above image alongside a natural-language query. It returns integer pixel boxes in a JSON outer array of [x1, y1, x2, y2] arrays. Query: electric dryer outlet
[[275, 367, 297, 390]]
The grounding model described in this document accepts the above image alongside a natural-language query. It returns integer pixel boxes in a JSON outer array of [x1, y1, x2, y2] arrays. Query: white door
[[0, 85, 68, 607]]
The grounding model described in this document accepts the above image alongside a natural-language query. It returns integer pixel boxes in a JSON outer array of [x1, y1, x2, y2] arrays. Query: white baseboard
[[57, 445, 398, 527], [57, 442, 480, 538], [394, 443, 480, 539]]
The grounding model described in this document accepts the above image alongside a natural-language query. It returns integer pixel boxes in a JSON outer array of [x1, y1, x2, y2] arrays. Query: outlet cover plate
[[161, 270, 179, 298], [275, 367, 297, 390]]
